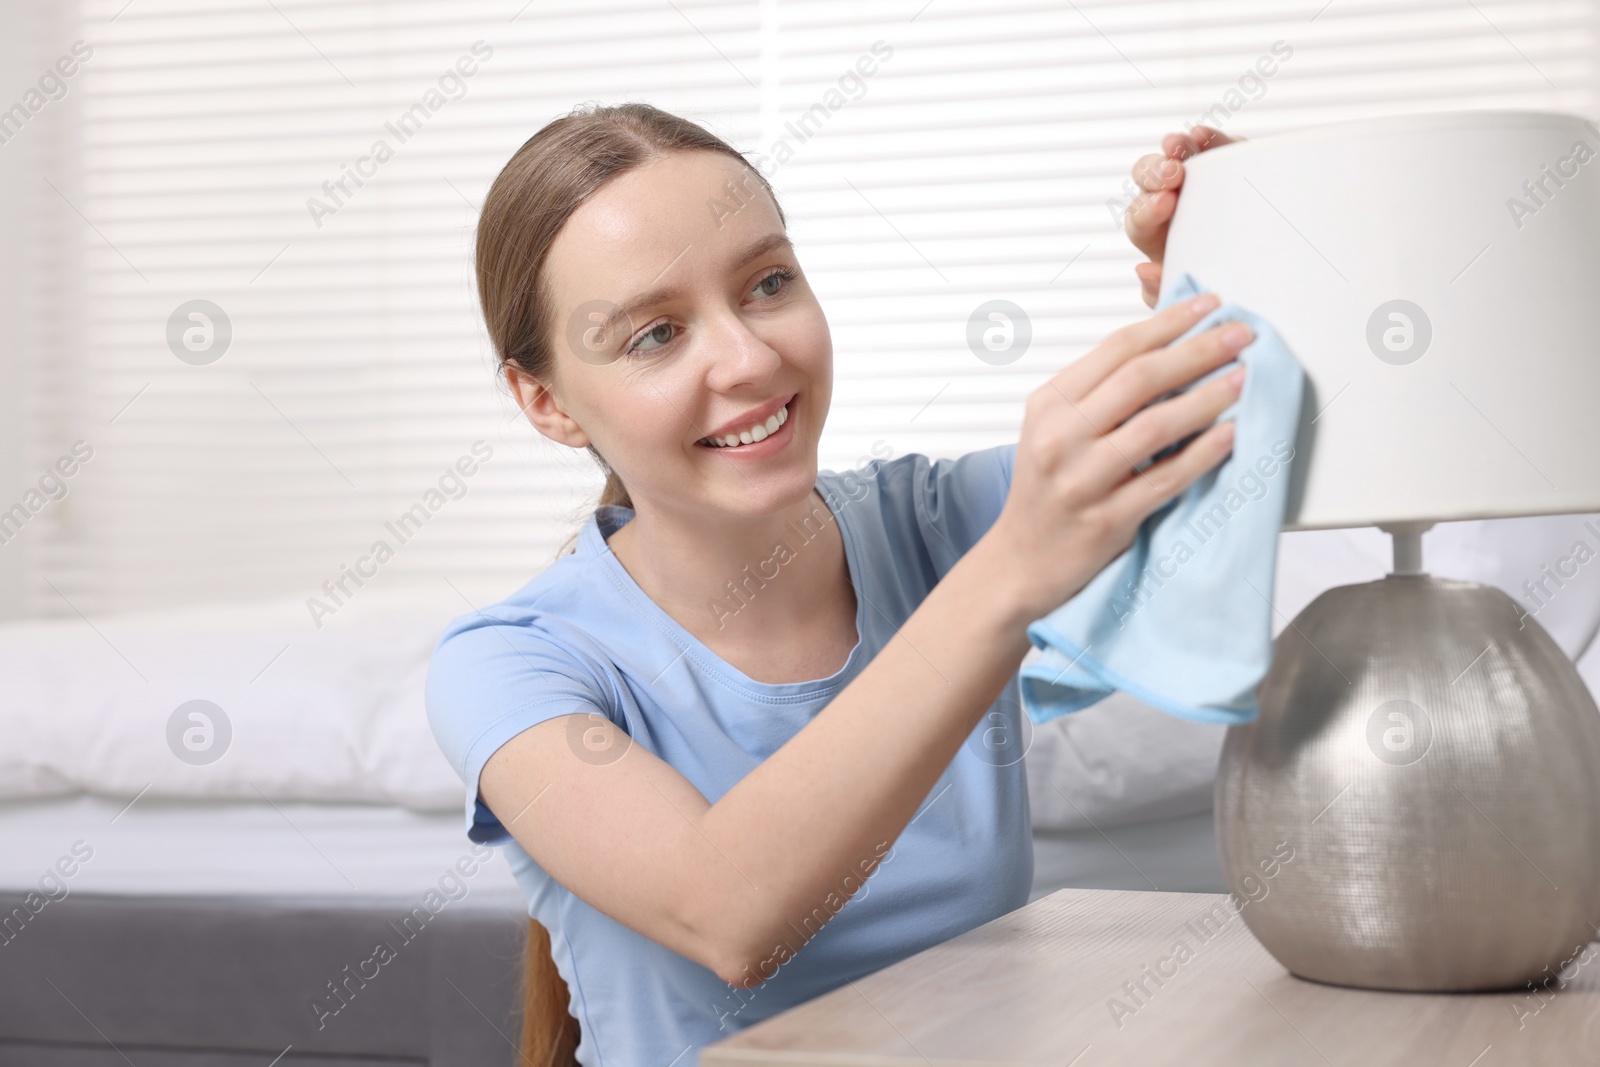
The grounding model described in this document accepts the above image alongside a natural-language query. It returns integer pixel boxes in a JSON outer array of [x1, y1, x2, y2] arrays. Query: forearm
[[688, 534, 1034, 981]]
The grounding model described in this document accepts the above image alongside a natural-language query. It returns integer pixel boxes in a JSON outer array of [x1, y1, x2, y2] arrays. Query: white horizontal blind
[[768, 0, 1598, 468], [25, 0, 1598, 617], [30, 0, 764, 617]]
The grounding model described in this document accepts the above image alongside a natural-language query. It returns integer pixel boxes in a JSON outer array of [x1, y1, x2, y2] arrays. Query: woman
[[424, 103, 1244, 1064]]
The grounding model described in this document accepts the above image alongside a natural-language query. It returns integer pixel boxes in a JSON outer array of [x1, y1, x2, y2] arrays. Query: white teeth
[[701, 401, 789, 448]]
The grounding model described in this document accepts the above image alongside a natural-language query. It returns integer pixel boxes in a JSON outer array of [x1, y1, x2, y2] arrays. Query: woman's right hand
[[985, 291, 1249, 625]]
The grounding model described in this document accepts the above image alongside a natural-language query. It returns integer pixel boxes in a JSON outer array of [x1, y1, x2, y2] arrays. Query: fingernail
[[1159, 159, 1180, 180], [1226, 364, 1247, 388], [1190, 293, 1220, 315], [1222, 322, 1253, 347]]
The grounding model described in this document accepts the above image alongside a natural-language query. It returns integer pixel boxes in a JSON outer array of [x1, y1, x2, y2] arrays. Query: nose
[[701, 308, 781, 392]]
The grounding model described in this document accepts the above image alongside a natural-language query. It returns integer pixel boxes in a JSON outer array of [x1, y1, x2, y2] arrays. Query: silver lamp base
[[1215, 572, 1600, 992]]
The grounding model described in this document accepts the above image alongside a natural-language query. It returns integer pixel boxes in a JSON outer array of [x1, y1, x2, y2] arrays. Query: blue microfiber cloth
[[1017, 273, 1306, 726]]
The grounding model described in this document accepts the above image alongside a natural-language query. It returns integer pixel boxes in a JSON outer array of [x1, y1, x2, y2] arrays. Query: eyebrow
[[598, 232, 794, 338]]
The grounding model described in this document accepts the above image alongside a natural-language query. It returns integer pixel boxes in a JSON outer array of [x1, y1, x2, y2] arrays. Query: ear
[[506, 365, 590, 449]]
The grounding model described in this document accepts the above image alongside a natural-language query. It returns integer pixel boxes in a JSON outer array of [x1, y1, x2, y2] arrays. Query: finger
[[1190, 126, 1237, 151], [1080, 319, 1251, 436], [1087, 363, 1244, 510], [1132, 152, 1182, 193], [1131, 152, 1163, 191], [1105, 417, 1237, 526], [1050, 292, 1221, 405], [1069, 353, 1243, 511], [1163, 131, 1199, 162], [1163, 127, 1238, 164], [1108, 352, 1244, 459], [1135, 262, 1161, 309], [1124, 189, 1176, 260], [1126, 188, 1176, 246]]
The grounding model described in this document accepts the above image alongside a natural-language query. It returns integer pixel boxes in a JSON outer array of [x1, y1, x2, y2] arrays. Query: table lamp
[[1160, 109, 1600, 992]]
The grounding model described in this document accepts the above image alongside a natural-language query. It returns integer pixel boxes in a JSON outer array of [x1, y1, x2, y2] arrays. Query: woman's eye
[[629, 321, 676, 355], [751, 268, 793, 299]]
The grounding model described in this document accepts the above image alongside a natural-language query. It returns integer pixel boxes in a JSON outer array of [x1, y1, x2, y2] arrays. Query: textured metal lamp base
[[1216, 574, 1600, 992]]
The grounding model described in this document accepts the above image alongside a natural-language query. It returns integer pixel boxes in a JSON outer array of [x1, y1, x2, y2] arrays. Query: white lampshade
[[1161, 109, 1600, 532]]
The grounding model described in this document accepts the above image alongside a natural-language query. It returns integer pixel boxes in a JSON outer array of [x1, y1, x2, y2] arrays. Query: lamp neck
[[1377, 522, 1435, 576]]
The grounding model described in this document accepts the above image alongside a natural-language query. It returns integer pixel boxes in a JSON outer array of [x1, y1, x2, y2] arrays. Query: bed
[[0, 797, 527, 1066], [0, 592, 533, 1065], [4, 519, 1597, 1064]]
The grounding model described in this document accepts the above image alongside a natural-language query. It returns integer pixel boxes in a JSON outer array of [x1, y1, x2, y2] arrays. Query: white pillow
[[0, 587, 466, 811]]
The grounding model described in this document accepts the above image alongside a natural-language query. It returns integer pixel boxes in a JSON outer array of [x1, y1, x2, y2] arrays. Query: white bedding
[[5, 519, 1599, 838], [12, 513, 1593, 906], [0, 793, 523, 900], [0, 587, 466, 811]]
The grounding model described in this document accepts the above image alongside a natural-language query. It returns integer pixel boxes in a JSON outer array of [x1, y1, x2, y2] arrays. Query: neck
[[605, 487, 847, 641]]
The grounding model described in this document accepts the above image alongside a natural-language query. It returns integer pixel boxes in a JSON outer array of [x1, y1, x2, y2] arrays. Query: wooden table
[[702, 888, 1600, 1066]]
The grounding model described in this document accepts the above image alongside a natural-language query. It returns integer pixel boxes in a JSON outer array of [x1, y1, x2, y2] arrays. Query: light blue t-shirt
[[425, 443, 1031, 1066]]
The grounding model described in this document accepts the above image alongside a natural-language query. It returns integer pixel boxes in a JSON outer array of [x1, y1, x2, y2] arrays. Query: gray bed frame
[[0, 892, 527, 1065]]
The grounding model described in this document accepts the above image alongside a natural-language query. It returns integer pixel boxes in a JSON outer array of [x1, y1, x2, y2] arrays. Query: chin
[[708, 462, 819, 518]]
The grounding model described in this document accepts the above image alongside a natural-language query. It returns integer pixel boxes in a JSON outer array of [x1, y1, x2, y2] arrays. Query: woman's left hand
[[1125, 126, 1239, 308]]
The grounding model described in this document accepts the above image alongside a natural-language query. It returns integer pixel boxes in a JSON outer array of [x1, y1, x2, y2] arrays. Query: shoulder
[[428, 561, 619, 700], [818, 441, 1018, 581], [425, 555, 625, 774]]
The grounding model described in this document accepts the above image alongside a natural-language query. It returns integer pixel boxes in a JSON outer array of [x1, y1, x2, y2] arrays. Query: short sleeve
[[425, 609, 617, 845], [844, 442, 1017, 581]]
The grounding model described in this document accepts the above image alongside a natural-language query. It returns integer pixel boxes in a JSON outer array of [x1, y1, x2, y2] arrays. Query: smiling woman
[[425, 101, 1246, 1066]]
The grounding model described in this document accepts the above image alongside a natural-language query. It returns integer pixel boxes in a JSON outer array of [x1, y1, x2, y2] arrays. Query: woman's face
[[524, 149, 833, 523]]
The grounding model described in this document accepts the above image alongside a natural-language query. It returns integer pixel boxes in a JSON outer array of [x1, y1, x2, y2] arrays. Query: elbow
[[712, 944, 784, 990], [710, 906, 824, 988], [659, 902, 752, 988], [688, 912, 789, 989], [714, 958, 758, 989], [672, 867, 811, 988]]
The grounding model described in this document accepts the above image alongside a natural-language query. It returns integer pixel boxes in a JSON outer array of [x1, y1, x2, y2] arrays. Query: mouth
[[695, 394, 797, 456]]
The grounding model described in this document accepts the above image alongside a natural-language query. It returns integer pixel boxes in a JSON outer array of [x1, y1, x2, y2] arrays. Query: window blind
[[21, 0, 1597, 618]]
